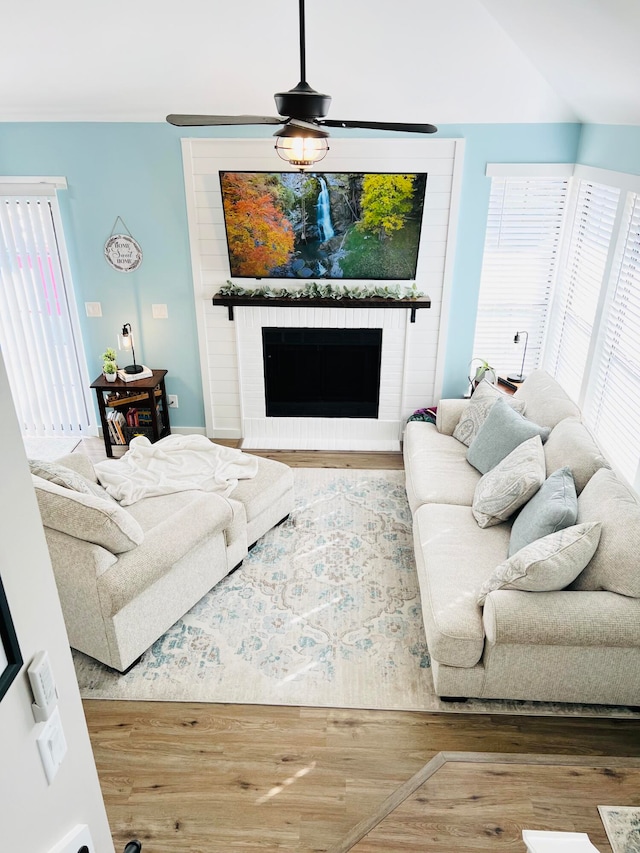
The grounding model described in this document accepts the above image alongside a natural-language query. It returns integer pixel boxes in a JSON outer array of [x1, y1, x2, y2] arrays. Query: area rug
[[74, 469, 638, 718], [23, 435, 80, 460]]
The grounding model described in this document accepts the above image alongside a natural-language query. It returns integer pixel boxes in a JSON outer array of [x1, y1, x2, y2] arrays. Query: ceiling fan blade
[[166, 114, 284, 127], [320, 119, 438, 134]]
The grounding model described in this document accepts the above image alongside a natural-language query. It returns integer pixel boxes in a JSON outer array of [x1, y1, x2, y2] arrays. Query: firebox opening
[[263, 327, 382, 418]]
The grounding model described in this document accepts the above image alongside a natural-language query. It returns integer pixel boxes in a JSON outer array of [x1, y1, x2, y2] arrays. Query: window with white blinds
[[0, 194, 92, 436], [544, 181, 620, 402], [472, 177, 568, 378], [585, 192, 640, 488]]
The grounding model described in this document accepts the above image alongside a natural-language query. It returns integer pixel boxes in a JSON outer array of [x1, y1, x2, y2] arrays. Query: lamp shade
[[274, 125, 329, 168]]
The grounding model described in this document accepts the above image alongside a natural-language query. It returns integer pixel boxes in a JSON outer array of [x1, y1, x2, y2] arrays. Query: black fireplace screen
[[263, 327, 382, 418]]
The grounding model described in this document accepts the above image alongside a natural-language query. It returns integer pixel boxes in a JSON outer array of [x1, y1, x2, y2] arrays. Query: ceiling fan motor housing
[[274, 81, 331, 119]]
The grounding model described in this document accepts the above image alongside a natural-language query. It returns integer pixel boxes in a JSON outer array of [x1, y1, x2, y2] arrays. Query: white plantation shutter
[[585, 192, 640, 487], [545, 181, 620, 401], [473, 177, 568, 378], [0, 195, 92, 436]]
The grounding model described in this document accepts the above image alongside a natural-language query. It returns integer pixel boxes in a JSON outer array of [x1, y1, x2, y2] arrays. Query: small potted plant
[[103, 360, 118, 382], [469, 358, 497, 391], [102, 348, 118, 382]]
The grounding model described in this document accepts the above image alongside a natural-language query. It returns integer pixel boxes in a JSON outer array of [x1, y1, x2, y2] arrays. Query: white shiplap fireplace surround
[[183, 138, 463, 449]]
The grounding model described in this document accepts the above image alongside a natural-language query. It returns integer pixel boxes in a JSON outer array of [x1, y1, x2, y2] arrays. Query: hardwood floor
[[77, 438, 640, 852], [343, 753, 640, 853]]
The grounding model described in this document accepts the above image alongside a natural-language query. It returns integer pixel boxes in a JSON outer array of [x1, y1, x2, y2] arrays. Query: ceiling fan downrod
[[274, 0, 331, 120]]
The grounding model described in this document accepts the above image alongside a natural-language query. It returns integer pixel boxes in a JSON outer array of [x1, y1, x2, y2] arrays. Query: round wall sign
[[104, 234, 143, 272]]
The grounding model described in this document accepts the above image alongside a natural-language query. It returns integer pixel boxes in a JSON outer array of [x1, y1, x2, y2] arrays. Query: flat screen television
[[219, 171, 428, 280]]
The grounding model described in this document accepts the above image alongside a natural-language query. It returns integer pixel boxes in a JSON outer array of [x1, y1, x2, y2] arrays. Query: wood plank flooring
[[343, 753, 640, 853], [77, 438, 640, 853]]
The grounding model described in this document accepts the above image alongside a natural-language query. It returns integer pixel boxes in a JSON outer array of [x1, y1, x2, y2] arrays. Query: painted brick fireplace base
[[236, 306, 408, 451]]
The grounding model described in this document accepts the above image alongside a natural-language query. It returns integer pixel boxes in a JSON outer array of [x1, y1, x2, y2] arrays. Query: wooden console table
[[91, 369, 171, 458]]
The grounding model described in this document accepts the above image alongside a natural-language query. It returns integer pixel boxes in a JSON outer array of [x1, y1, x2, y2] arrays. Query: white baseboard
[[211, 427, 243, 439]]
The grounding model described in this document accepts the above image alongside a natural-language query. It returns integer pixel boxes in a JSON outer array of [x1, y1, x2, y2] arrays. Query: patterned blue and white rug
[[24, 435, 80, 460], [74, 469, 638, 717]]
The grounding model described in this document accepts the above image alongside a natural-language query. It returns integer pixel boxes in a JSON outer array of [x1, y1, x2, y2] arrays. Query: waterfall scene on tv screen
[[219, 171, 427, 280]]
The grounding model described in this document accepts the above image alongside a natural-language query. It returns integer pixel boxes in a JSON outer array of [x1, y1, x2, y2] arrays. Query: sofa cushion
[[513, 369, 581, 429], [467, 397, 551, 475], [403, 421, 481, 511], [477, 522, 602, 605], [29, 458, 114, 502], [126, 489, 234, 534], [453, 383, 526, 447], [412, 503, 511, 667], [32, 475, 144, 554], [509, 466, 577, 556], [99, 491, 234, 613], [472, 436, 545, 529], [230, 454, 293, 523], [571, 468, 640, 598], [543, 417, 610, 494]]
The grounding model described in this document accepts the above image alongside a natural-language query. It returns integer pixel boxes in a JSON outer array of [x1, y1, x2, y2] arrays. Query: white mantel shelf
[[211, 295, 432, 323]]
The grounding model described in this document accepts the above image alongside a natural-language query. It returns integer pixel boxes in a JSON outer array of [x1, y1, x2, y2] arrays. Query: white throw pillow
[[32, 475, 144, 553], [29, 458, 115, 502], [477, 522, 602, 605], [453, 383, 526, 447], [472, 435, 545, 529]]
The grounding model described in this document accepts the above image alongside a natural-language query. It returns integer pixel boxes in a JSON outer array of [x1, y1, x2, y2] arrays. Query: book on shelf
[[107, 409, 127, 445], [117, 365, 153, 382]]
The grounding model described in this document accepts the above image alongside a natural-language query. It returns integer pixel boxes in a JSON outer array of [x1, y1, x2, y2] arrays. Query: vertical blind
[[0, 195, 91, 436], [544, 181, 620, 402], [586, 191, 640, 487], [472, 177, 568, 378]]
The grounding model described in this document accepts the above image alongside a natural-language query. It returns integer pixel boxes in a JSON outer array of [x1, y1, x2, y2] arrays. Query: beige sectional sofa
[[403, 370, 640, 706], [32, 451, 294, 673]]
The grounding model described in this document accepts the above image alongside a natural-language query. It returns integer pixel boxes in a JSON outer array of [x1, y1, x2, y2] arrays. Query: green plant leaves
[[218, 280, 426, 301]]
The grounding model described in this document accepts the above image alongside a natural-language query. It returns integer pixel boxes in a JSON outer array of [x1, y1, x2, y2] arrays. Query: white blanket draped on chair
[[94, 434, 259, 505]]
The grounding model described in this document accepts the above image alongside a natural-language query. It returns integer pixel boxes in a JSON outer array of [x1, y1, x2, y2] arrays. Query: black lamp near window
[[508, 330, 528, 383]]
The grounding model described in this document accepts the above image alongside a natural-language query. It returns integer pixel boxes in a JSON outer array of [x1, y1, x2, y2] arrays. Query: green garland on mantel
[[217, 280, 427, 301]]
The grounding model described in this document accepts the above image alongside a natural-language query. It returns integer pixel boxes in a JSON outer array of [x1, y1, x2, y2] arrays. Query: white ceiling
[[0, 0, 637, 124]]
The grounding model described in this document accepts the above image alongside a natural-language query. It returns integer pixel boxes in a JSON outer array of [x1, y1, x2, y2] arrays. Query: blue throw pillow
[[467, 397, 551, 475], [508, 466, 578, 556]]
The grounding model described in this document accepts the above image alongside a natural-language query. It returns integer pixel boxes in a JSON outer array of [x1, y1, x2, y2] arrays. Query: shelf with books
[[90, 369, 171, 457]]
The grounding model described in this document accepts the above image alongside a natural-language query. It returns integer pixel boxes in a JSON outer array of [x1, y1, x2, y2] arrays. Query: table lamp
[[118, 323, 144, 374], [507, 330, 528, 383]]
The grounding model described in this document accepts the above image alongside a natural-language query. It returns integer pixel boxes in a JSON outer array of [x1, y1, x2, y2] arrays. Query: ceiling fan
[[166, 0, 437, 166]]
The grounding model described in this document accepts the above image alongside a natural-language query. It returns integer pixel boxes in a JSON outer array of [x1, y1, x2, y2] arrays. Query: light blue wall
[[576, 124, 640, 177], [0, 123, 268, 428], [0, 122, 580, 425]]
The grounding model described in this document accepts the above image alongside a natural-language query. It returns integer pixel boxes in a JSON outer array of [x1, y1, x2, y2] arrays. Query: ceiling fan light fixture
[[274, 124, 329, 168]]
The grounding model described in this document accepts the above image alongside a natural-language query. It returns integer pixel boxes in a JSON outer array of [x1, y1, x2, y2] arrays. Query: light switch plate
[[37, 706, 67, 784], [48, 823, 95, 853], [152, 303, 168, 319], [85, 302, 102, 317]]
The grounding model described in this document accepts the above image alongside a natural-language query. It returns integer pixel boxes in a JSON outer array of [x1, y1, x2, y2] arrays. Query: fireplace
[[263, 327, 382, 418], [231, 304, 415, 450]]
